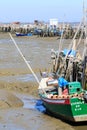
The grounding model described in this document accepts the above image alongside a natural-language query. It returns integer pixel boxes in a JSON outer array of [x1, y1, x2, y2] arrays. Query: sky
[[0, 0, 87, 23]]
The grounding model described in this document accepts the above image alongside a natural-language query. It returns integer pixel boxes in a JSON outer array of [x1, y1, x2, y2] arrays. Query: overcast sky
[[0, 0, 87, 23]]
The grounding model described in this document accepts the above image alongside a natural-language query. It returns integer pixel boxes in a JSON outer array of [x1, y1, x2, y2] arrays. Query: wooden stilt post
[[82, 56, 87, 89]]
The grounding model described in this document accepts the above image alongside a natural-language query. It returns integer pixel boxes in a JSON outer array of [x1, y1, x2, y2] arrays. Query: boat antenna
[[9, 33, 47, 95]]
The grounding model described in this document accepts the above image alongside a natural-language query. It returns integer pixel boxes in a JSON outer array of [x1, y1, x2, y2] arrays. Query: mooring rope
[[9, 33, 47, 95], [9, 33, 40, 84]]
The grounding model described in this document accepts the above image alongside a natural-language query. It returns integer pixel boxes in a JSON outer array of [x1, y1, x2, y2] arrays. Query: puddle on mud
[[0, 74, 36, 82], [21, 95, 46, 112]]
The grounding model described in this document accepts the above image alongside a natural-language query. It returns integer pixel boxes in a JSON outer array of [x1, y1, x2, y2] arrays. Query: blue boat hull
[[16, 32, 32, 36]]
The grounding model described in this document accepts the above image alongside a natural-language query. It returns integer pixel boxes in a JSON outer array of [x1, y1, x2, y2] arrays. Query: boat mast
[[82, 0, 87, 58]]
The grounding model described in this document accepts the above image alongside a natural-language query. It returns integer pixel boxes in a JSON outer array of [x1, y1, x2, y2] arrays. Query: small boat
[[15, 32, 32, 37], [16, 32, 28, 36]]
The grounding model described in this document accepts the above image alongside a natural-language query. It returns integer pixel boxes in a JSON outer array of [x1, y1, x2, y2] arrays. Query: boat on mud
[[15, 32, 32, 36], [38, 52, 87, 122], [38, 15, 87, 122]]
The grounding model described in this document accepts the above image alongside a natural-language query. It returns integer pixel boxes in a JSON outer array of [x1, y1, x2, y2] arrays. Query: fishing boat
[[38, 45, 87, 122], [38, 7, 87, 122]]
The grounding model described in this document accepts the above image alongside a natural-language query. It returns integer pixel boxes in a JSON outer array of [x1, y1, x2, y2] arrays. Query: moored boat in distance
[[15, 32, 32, 36]]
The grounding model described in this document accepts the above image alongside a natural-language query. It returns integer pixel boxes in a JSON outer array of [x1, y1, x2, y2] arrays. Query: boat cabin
[[68, 82, 82, 94]]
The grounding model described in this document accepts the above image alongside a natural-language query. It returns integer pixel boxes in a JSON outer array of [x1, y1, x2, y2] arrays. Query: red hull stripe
[[41, 97, 70, 105]]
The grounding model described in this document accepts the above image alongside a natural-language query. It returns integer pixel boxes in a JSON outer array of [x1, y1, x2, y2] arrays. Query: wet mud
[[0, 33, 86, 130]]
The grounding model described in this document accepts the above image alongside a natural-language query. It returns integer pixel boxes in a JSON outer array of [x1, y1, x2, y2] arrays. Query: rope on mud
[[9, 33, 40, 84], [9, 33, 47, 95]]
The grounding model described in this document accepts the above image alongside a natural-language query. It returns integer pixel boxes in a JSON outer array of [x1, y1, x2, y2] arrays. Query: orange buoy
[[58, 95, 61, 99], [69, 95, 74, 98], [53, 95, 58, 99], [50, 95, 53, 99], [80, 92, 84, 97], [66, 95, 70, 98], [74, 93, 78, 97], [61, 95, 67, 98]]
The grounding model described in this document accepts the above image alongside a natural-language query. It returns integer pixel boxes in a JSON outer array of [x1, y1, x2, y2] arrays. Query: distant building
[[49, 19, 58, 28]]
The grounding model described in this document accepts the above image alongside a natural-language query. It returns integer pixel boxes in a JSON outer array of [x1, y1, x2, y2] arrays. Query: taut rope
[[9, 33, 47, 95], [9, 33, 40, 84]]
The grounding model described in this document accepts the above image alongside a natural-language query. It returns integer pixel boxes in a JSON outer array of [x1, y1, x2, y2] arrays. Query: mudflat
[[0, 33, 86, 130]]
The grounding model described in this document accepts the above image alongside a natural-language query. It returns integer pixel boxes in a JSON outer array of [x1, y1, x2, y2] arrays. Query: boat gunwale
[[40, 95, 70, 105]]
